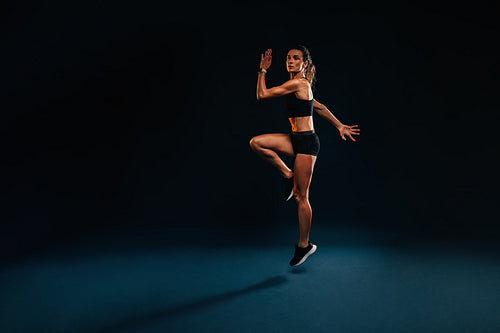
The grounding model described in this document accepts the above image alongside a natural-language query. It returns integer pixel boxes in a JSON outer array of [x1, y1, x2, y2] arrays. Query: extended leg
[[293, 153, 317, 248]]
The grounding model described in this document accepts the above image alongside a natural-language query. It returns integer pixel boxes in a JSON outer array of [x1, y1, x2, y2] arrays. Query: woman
[[250, 46, 360, 266]]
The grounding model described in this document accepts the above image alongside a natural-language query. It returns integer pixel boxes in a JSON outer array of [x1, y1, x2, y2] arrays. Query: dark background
[[1, 1, 498, 258]]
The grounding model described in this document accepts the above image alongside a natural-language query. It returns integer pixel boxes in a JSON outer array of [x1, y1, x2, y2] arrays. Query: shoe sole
[[291, 244, 317, 266], [284, 189, 294, 201]]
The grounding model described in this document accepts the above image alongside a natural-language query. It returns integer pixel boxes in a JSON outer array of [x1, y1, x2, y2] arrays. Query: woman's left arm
[[313, 99, 361, 141], [257, 77, 300, 100], [256, 49, 300, 100]]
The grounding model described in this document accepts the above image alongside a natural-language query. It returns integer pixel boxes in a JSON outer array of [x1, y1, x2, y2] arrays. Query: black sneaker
[[282, 176, 294, 201], [289, 242, 317, 266]]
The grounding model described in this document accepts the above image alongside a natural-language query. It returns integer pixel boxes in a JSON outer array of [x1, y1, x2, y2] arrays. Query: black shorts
[[290, 130, 320, 156]]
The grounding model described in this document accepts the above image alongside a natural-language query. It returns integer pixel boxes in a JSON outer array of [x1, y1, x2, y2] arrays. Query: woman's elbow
[[256, 92, 268, 101], [314, 104, 325, 114]]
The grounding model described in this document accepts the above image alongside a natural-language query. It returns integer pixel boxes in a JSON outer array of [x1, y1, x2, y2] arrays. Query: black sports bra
[[284, 93, 313, 118]]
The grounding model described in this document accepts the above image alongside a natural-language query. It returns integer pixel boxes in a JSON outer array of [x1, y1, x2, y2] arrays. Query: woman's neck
[[291, 71, 306, 80]]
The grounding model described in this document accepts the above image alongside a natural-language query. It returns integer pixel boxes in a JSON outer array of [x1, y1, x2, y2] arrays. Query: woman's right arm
[[314, 99, 361, 141], [313, 99, 343, 129]]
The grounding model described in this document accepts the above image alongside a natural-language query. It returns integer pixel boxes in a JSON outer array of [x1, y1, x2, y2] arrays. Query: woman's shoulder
[[286, 78, 310, 89], [294, 78, 312, 100], [280, 78, 305, 92]]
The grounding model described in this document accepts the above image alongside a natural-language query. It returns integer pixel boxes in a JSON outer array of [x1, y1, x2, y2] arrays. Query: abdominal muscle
[[289, 116, 314, 132]]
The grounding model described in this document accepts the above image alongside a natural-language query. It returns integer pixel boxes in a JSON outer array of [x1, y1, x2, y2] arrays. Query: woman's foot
[[289, 242, 317, 266], [282, 176, 294, 201]]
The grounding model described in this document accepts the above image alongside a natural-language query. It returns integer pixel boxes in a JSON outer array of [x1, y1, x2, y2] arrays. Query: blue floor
[[1, 224, 499, 333]]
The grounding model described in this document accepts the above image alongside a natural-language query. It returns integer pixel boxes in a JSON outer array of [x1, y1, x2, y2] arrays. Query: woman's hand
[[339, 124, 360, 142], [260, 49, 272, 70]]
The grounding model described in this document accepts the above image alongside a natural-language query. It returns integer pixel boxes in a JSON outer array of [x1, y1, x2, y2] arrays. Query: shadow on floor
[[97, 275, 288, 333], [290, 267, 307, 274]]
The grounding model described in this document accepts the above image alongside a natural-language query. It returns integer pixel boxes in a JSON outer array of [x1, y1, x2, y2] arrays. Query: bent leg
[[249, 133, 295, 178], [293, 153, 317, 248]]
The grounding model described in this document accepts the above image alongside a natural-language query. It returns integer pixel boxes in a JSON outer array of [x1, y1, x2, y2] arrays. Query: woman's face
[[286, 49, 308, 73]]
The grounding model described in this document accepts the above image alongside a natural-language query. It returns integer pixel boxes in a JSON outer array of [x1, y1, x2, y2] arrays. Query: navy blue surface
[[1, 224, 499, 333]]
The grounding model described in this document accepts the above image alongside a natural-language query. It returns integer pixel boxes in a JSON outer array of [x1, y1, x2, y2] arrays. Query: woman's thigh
[[251, 133, 295, 157], [293, 154, 317, 195]]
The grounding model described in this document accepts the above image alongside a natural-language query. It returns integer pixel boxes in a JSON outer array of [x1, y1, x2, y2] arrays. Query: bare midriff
[[289, 116, 314, 132]]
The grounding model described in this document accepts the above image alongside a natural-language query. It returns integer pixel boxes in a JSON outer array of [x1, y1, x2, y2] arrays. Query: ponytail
[[305, 63, 316, 88]]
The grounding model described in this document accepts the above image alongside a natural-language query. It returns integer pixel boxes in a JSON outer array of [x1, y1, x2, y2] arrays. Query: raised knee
[[249, 137, 261, 151]]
